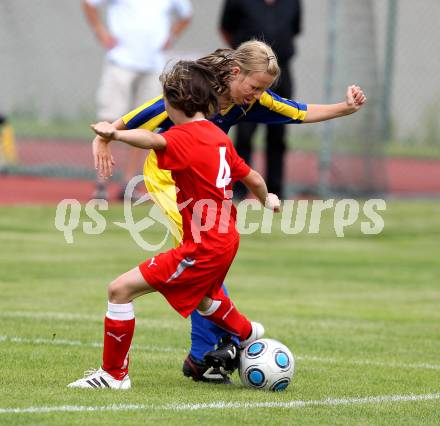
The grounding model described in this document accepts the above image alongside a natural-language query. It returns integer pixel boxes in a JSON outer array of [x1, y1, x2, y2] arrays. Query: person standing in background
[[83, 0, 192, 200], [220, 0, 302, 199], [0, 114, 16, 166]]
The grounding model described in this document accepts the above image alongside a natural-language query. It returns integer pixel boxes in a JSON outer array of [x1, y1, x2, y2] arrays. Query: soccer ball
[[239, 338, 295, 391]]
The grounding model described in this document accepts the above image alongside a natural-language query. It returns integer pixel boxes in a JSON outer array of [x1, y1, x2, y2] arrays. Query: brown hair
[[196, 40, 281, 94], [160, 60, 220, 118]]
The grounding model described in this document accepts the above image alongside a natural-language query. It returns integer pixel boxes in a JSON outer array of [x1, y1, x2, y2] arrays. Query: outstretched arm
[[241, 169, 280, 212], [92, 122, 167, 150], [304, 85, 367, 123]]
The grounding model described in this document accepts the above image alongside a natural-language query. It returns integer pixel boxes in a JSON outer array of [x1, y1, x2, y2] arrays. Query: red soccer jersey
[[156, 120, 250, 256]]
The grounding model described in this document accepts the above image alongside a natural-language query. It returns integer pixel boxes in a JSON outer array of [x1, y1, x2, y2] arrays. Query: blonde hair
[[196, 39, 280, 95], [234, 40, 280, 79]]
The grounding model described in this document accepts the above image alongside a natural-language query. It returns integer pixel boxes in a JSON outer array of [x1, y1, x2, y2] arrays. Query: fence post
[[319, 0, 338, 198], [380, 0, 398, 142]]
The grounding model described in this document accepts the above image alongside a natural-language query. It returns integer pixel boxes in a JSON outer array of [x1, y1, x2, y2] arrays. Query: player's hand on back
[[345, 85, 367, 113], [97, 29, 117, 50], [265, 193, 281, 212], [92, 136, 115, 179]]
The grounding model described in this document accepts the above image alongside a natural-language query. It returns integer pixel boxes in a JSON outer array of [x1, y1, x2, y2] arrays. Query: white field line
[[4, 311, 383, 331], [276, 317, 387, 330], [0, 311, 183, 330], [296, 354, 440, 371], [0, 335, 184, 354], [1, 334, 440, 371], [1, 393, 440, 414]]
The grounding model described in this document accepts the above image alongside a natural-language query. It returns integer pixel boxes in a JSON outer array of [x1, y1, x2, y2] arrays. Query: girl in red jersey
[[68, 60, 280, 389], [91, 40, 366, 384]]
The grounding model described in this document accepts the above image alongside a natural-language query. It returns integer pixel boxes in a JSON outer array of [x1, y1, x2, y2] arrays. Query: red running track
[[1, 139, 440, 204]]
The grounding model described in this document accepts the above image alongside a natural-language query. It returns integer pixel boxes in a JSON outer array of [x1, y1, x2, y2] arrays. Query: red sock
[[201, 297, 251, 341], [102, 316, 135, 380]]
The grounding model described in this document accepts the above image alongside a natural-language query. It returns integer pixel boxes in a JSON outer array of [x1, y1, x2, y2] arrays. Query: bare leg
[[103, 267, 155, 379], [68, 266, 156, 387], [108, 266, 156, 303]]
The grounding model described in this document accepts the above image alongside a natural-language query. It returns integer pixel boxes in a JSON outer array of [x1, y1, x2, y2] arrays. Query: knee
[[197, 297, 212, 312], [107, 276, 129, 303], [197, 297, 224, 316]]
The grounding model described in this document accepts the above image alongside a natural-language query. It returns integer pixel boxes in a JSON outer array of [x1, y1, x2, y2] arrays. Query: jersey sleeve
[[155, 127, 193, 171], [84, 0, 105, 6], [220, 0, 242, 34], [122, 95, 168, 131], [172, 0, 193, 19], [229, 143, 251, 181], [291, 0, 303, 36], [243, 90, 308, 125]]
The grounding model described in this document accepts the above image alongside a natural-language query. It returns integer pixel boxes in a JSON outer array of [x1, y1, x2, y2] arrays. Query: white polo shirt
[[86, 0, 192, 72]]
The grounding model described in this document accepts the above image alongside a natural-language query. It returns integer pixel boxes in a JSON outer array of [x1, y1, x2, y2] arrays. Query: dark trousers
[[234, 62, 294, 198]]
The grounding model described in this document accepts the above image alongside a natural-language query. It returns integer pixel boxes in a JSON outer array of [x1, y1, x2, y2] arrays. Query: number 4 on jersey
[[216, 146, 231, 190]]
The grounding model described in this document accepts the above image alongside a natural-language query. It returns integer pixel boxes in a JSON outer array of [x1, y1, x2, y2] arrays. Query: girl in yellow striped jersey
[[92, 39, 366, 382]]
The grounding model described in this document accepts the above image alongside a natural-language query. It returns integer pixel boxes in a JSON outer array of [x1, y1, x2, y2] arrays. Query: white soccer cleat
[[240, 321, 265, 348], [67, 367, 131, 390]]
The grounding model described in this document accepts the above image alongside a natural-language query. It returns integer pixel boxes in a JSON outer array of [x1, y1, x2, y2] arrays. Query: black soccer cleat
[[203, 337, 240, 373], [182, 354, 232, 384]]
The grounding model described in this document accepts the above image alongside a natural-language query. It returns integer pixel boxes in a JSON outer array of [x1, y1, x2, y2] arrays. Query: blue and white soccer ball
[[239, 338, 295, 391]]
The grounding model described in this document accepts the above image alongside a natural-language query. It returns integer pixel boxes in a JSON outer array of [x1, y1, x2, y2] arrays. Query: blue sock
[[189, 284, 239, 362]]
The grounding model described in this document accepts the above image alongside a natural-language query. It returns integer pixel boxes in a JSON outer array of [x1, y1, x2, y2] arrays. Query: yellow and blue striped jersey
[[123, 90, 307, 134], [121, 91, 308, 243]]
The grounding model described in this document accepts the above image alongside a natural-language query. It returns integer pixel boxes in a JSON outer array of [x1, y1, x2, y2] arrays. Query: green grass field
[[0, 201, 439, 425]]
